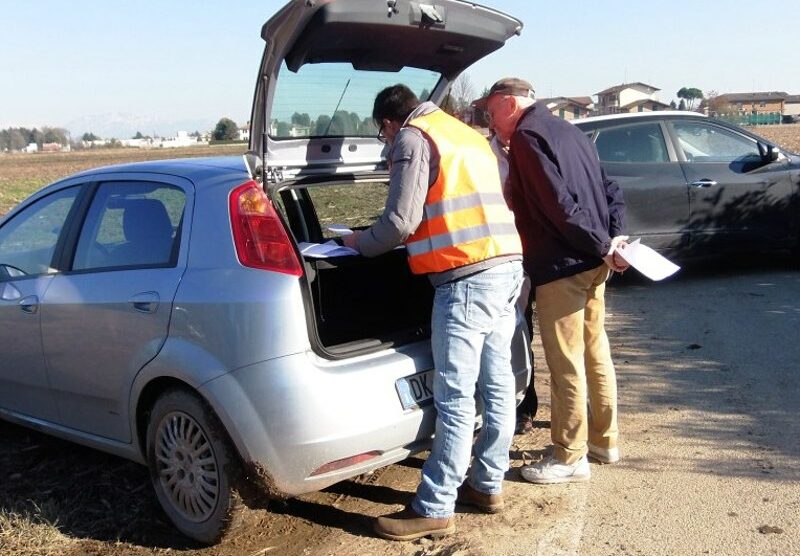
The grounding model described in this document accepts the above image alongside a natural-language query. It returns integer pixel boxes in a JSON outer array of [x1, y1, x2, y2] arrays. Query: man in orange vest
[[343, 84, 524, 540]]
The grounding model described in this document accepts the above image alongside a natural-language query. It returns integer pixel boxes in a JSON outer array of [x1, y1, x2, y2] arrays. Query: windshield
[[271, 62, 441, 139]]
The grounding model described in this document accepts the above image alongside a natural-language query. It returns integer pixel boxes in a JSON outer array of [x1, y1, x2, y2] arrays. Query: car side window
[[673, 121, 759, 164], [0, 187, 80, 280], [72, 182, 185, 271], [594, 123, 669, 163]]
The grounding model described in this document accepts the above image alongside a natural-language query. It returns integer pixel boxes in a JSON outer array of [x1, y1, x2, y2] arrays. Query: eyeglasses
[[377, 122, 387, 143]]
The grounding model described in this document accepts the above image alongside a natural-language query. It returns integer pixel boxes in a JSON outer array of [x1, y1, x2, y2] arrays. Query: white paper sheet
[[615, 239, 680, 281], [326, 224, 354, 235], [297, 240, 358, 258]]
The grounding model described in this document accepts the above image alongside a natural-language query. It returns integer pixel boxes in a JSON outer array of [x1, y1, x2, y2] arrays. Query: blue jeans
[[413, 260, 523, 518]]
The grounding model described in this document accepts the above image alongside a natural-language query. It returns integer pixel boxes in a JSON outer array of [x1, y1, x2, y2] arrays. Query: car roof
[[573, 111, 707, 126], [66, 155, 249, 181]]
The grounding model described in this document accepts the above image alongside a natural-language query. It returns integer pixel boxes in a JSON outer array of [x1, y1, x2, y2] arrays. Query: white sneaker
[[520, 455, 591, 484], [588, 444, 620, 464]]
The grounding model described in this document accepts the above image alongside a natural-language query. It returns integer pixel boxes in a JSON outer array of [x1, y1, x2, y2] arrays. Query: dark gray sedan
[[574, 112, 800, 257]]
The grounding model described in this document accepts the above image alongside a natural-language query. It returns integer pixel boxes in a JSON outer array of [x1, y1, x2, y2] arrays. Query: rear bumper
[[200, 326, 531, 496]]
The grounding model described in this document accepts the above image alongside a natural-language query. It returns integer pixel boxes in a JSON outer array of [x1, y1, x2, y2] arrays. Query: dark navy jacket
[[507, 102, 625, 287]]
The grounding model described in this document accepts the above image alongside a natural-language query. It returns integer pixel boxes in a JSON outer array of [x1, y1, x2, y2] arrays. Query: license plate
[[395, 370, 435, 410]]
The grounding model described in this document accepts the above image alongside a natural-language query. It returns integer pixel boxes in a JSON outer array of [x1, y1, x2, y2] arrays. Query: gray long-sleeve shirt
[[357, 102, 520, 286], [357, 102, 439, 258]]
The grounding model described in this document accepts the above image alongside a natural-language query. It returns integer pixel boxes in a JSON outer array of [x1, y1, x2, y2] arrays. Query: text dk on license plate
[[396, 370, 434, 410]]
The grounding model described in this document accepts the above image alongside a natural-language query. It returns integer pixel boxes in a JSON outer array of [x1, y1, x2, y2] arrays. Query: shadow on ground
[[605, 254, 800, 480]]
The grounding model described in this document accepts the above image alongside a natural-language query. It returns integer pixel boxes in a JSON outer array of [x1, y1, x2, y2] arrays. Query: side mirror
[[757, 142, 780, 163]]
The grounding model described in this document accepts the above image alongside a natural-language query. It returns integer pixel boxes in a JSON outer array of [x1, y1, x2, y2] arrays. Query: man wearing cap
[[344, 84, 524, 539], [485, 77, 629, 484]]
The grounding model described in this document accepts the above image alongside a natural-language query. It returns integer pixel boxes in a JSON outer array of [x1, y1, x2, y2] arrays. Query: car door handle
[[129, 292, 160, 314], [690, 179, 717, 188], [19, 295, 39, 314]]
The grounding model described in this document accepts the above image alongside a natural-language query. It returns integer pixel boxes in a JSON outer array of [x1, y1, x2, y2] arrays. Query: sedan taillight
[[229, 180, 303, 276]]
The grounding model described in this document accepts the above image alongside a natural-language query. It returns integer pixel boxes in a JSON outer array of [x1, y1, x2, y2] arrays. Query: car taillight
[[230, 180, 303, 276]]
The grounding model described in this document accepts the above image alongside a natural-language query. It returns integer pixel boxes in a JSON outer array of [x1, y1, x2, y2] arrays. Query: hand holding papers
[[615, 239, 680, 281]]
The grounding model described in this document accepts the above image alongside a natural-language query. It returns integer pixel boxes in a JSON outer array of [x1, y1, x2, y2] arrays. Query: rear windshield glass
[[271, 62, 441, 139]]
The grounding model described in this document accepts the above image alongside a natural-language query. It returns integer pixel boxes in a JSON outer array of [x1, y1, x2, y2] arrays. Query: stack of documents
[[297, 241, 358, 258]]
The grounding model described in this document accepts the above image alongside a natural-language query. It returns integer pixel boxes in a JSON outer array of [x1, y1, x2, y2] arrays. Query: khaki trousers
[[535, 265, 618, 465]]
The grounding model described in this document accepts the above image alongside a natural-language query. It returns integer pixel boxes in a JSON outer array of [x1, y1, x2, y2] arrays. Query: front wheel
[[146, 388, 241, 544]]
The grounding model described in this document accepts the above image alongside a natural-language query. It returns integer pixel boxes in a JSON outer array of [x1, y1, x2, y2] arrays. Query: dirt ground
[[2, 257, 799, 556], [2, 131, 800, 556], [748, 123, 800, 153]]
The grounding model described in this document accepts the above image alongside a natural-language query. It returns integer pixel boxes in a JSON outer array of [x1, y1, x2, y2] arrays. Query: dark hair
[[372, 84, 420, 125]]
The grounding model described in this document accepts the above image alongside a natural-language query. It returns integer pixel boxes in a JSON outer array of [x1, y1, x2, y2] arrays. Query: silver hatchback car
[[0, 0, 530, 544]]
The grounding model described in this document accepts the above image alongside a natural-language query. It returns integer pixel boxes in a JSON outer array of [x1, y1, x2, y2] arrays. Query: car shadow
[[266, 497, 377, 538], [0, 421, 202, 550]]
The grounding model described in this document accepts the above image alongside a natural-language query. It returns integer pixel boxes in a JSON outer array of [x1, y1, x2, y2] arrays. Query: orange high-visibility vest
[[404, 109, 522, 275]]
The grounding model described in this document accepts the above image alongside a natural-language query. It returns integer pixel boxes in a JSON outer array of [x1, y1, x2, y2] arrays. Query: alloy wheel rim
[[155, 411, 220, 522]]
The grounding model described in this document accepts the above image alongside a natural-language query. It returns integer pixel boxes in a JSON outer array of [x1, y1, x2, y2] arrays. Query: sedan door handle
[[129, 291, 160, 314], [690, 179, 717, 188], [19, 295, 39, 314]]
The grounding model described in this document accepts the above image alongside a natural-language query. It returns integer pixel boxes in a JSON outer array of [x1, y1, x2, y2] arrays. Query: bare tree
[[444, 73, 476, 116]]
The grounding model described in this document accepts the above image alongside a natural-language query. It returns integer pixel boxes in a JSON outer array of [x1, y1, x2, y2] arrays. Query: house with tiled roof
[[708, 91, 788, 115], [595, 82, 667, 115], [538, 96, 594, 120]]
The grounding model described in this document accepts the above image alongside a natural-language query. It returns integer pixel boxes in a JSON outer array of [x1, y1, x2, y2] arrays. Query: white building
[[157, 131, 197, 148], [595, 82, 669, 115], [785, 95, 800, 120]]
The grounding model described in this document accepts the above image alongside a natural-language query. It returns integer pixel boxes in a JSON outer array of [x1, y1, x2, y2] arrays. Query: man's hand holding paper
[[615, 238, 680, 281], [603, 235, 630, 273]]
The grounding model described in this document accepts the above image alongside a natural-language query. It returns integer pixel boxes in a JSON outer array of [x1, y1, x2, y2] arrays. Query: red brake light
[[230, 180, 303, 276]]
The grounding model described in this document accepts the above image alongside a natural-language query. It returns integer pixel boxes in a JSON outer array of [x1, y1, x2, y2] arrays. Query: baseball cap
[[488, 77, 535, 99]]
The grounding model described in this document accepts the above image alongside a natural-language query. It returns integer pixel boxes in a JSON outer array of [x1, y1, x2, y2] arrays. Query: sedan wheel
[[146, 389, 241, 544]]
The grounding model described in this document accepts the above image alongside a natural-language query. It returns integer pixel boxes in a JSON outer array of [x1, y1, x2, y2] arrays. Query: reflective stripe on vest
[[404, 109, 522, 275], [406, 222, 520, 256]]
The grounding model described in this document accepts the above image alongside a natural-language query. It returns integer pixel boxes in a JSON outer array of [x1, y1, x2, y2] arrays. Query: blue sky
[[1, 1, 797, 136]]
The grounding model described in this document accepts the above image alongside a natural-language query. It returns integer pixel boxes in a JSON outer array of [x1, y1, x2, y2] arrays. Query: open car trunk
[[249, 0, 525, 357], [306, 249, 433, 354], [275, 178, 433, 356]]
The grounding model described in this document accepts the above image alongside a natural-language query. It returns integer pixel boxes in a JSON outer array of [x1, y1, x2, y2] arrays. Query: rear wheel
[[145, 388, 241, 544]]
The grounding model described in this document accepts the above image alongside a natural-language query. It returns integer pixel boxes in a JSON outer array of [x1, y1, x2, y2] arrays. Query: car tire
[[145, 388, 242, 544]]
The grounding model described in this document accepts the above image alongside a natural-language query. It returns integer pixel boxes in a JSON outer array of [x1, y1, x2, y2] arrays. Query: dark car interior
[[276, 183, 433, 355]]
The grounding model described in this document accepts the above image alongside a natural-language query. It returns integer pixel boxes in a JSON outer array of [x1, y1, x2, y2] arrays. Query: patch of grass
[[305, 181, 389, 235], [0, 505, 79, 555]]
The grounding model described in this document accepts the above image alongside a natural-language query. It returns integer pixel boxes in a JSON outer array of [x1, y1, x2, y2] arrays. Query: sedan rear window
[[594, 122, 669, 163]]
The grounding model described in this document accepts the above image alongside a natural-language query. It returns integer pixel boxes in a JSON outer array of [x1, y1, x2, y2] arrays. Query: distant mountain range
[[64, 112, 233, 139]]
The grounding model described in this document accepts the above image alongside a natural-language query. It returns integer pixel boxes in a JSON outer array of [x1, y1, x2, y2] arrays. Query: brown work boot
[[374, 506, 455, 541], [456, 482, 504, 513]]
